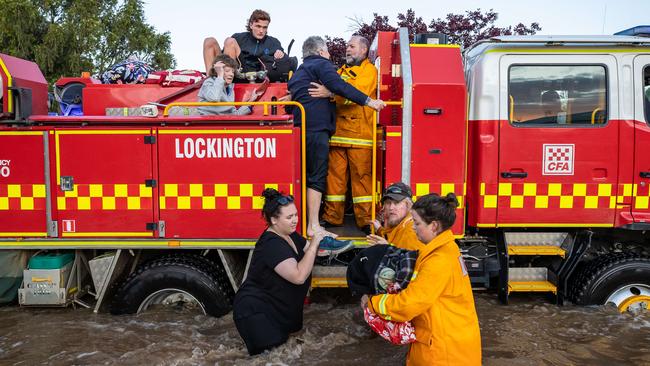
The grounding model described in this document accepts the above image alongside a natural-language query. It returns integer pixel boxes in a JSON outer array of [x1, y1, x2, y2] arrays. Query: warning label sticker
[[62, 220, 76, 233]]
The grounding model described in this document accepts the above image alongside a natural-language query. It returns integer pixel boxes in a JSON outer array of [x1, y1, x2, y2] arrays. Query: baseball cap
[[381, 182, 412, 203]]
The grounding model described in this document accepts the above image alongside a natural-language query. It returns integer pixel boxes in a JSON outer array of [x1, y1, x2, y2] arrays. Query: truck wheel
[[569, 254, 650, 313], [110, 254, 234, 317]]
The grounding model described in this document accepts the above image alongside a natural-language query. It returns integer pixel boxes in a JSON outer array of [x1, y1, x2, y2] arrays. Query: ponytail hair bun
[[412, 192, 457, 232], [260, 188, 293, 225], [444, 193, 459, 209], [262, 188, 281, 203]]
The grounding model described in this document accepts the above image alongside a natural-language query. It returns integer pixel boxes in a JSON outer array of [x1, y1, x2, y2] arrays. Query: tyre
[[110, 254, 234, 317], [569, 253, 650, 312]]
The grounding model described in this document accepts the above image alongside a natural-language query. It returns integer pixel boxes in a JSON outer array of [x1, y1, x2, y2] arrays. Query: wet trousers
[[234, 311, 288, 355]]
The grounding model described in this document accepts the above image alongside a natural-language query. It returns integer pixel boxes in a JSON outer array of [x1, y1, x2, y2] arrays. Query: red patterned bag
[[364, 308, 416, 345], [364, 284, 416, 345]]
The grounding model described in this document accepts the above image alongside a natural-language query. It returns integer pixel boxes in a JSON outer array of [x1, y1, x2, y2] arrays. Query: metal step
[[311, 265, 348, 288], [509, 267, 549, 281], [324, 215, 369, 238], [505, 232, 568, 257], [508, 281, 557, 294], [508, 267, 557, 294], [505, 232, 567, 246], [508, 246, 566, 258]]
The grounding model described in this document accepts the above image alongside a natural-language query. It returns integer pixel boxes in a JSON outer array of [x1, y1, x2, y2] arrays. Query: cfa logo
[[0, 159, 10, 178], [543, 144, 574, 175]]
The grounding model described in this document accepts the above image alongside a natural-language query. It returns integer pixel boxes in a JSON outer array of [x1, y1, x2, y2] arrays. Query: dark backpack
[[265, 56, 298, 82]]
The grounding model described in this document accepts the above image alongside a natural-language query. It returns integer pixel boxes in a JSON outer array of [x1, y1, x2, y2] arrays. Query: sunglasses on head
[[386, 186, 405, 195], [277, 195, 294, 205]]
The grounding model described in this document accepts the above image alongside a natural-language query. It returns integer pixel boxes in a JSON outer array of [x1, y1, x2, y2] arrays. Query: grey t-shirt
[[197, 76, 252, 116]]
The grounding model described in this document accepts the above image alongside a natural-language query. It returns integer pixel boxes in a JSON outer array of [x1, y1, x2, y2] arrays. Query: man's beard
[[345, 55, 363, 67], [386, 215, 402, 228]]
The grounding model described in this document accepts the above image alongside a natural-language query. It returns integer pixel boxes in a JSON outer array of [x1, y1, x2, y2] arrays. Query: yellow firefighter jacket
[[379, 214, 423, 251], [369, 230, 482, 366], [330, 59, 378, 149]]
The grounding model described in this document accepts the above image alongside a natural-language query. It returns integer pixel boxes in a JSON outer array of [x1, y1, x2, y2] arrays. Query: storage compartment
[[19, 252, 74, 306]]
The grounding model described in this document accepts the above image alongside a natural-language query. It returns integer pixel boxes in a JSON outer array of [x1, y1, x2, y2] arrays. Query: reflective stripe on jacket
[[369, 230, 482, 366], [331, 59, 378, 148]]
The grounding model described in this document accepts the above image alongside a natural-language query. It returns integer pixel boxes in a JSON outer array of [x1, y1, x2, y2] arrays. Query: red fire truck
[[1, 28, 649, 316]]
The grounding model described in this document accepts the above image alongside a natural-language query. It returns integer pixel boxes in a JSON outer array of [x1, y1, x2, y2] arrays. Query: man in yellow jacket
[[367, 183, 422, 251], [365, 193, 481, 365], [310, 36, 377, 234]]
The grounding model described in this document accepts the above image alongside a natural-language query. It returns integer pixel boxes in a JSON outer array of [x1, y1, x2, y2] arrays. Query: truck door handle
[[501, 172, 528, 179], [640, 172, 650, 178]]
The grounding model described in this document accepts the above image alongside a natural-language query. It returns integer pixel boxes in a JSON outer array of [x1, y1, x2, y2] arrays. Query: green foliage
[[326, 8, 541, 66], [0, 0, 175, 83]]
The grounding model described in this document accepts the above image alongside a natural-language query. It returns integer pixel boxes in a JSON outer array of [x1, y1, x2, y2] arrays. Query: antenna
[[602, 4, 607, 34]]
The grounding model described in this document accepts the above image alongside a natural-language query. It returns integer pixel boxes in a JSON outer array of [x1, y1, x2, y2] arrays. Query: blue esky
[[143, 0, 650, 70]]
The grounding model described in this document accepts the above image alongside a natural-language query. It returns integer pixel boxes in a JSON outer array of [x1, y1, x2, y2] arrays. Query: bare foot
[[307, 226, 338, 239]]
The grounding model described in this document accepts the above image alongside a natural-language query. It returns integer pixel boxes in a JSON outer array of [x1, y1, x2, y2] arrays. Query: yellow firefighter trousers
[[322, 146, 372, 228]]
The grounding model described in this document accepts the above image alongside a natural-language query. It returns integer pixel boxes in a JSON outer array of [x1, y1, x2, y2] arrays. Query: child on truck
[[198, 54, 254, 116]]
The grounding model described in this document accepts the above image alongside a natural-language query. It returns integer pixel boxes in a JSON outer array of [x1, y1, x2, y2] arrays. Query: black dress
[[233, 231, 311, 355]]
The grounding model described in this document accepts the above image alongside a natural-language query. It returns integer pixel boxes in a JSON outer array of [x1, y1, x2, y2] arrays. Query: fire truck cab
[[1, 28, 650, 315], [463, 33, 650, 309]]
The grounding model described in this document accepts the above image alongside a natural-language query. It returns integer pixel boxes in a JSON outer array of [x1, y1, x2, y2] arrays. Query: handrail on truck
[[374, 101, 403, 233], [163, 101, 309, 236], [163, 100, 405, 241]]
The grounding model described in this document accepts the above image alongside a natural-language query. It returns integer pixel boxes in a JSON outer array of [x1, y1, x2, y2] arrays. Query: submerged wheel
[[110, 254, 234, 317], [569, 254, 650, 313], [605, 284, 650, 313]]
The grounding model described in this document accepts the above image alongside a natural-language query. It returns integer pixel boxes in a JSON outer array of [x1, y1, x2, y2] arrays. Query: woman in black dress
[[233, 188, 324, 355]]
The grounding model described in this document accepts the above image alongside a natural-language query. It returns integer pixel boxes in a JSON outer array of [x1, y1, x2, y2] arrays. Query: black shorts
[[306, 131, 330, 193]]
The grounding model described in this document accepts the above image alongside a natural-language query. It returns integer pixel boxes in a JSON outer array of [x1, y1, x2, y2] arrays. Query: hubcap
[[138, 289, 206, 315], [605, 284, 650, 313]]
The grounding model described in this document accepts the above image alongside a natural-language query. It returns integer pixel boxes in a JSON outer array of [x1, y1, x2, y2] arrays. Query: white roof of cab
[[490, 35, 650, 44], [464, 35, 650, 59]]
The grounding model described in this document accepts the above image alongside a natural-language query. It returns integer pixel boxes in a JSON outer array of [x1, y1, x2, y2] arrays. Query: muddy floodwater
[[1, 291, 649, 365]]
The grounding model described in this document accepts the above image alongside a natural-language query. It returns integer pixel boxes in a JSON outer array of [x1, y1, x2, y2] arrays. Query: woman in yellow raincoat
[[364, 193, 481, 365]]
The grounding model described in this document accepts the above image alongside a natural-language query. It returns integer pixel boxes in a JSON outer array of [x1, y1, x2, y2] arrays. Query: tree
[[429, 9, 541, 49], [325, 8, 541, 66], [0, 0, 175, 83], [92, 0, 175, 76], [396, 9, 428, 42], [326, 13, 398, 67], [352, 14, 397, 42], [325, 36, 348, 69]]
